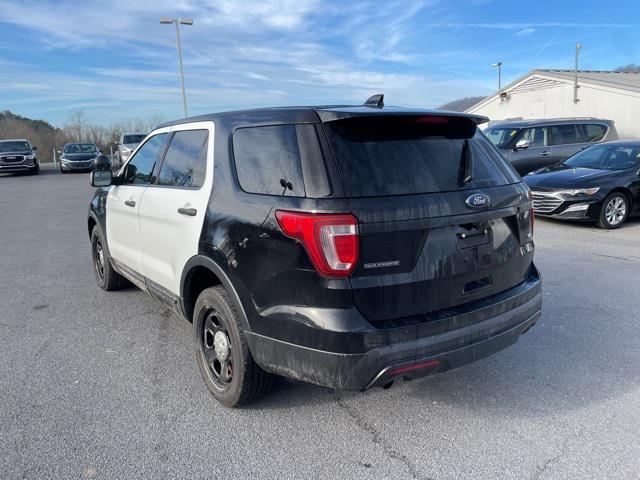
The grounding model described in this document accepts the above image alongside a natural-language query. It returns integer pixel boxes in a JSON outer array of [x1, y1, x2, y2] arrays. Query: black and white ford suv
[[88, 96, 541, 407], [0, 139, 39, 175]]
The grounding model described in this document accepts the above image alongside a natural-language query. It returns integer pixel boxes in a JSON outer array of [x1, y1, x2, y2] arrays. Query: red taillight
[[275, 210, 359, 278], [416, 115, 450, 124], [388, 359, 441, 377]]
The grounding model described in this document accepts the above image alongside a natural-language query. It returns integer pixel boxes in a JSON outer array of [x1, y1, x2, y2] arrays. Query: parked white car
[[117, 132, 147, 164]]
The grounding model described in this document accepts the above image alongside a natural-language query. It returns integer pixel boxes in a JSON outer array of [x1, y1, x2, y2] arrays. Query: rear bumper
[[246, 267, 542, 390]]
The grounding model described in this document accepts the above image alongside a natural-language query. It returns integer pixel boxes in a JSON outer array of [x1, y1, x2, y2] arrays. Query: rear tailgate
[[321, 114, 534, 323], [348, 187, 533, 322]]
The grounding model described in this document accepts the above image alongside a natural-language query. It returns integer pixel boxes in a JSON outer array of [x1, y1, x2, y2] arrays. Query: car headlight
[[25, 154, 35, 160], [555, 187, 600, 197]]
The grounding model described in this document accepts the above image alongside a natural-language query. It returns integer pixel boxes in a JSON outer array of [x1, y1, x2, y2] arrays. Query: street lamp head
[[160, 17, 175, 24], [179, 18, 194, 25], [576, 42, 582, 50], [491, 62, 502, 68]]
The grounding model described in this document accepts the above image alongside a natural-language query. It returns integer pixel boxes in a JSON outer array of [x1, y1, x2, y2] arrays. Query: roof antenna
[[364, 94, 384, 108]]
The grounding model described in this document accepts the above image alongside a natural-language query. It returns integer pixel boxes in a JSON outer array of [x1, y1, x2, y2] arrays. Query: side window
[[607, 147, 637, 169], [549, 125, 578, 146], [157, 130, 209, 187], [233, 125, 305, 197], [520, 127, 547, 148], [577, 124, 607, 143], [123, 133, 167, 185]]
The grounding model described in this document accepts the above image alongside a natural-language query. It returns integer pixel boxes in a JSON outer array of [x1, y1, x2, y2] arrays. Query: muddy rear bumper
[[246, 268, 542, 391]]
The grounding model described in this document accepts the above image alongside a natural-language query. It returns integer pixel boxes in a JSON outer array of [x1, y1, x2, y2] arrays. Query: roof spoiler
[[364, 94, 384, 108]]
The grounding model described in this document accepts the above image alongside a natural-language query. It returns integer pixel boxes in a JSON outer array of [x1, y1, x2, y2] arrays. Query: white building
[[467, 69, 640, 139]]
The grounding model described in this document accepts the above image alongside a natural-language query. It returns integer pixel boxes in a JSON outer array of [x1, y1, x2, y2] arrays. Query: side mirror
[[91, 169, 113, 187], [32, 146, 38, 151], [514, 139, 530, 150]]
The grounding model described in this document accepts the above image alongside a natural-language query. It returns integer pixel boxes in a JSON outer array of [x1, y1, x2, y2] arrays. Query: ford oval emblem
[[466, 193, 491, 209]]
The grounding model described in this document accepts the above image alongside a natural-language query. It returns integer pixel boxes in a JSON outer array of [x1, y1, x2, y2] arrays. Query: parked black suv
[[485, 118, 618, 176], [0, 139, 39, 175], [88, 98, 541, 407]]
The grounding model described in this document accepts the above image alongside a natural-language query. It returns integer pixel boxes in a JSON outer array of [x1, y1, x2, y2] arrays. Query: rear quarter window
[[577, 124, 607, 143], [323, 116, 519, 198], [233, 125, 305, 197]]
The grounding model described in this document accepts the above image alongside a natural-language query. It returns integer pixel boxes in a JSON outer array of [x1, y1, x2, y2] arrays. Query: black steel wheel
[[193, 286, 272, 407], [90, 226, 127, 291], [202, 310, 235, 389]]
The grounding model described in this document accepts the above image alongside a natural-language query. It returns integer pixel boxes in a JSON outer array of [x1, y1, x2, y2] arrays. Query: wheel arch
[[180, 255, 251, 332], [604, 187, 634, 209], [88, 215, 97, 239]]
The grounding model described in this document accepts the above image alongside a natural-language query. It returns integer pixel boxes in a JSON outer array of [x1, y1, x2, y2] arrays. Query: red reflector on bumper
[[388, 359, 441, 377]]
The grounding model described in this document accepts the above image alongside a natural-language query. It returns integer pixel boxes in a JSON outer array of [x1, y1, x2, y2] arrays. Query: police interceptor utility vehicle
[[88, 95, 541, 407]]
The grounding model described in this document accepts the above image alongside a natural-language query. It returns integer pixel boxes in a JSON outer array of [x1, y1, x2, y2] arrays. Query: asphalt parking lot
[[1, 167, 639, 480]]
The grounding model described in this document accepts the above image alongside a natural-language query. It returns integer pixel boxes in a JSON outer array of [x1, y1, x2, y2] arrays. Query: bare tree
[[65, 109, 88, 142]]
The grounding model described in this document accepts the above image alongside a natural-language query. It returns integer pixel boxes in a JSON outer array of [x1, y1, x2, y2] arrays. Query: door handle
[[124, 200, 136, 207], [540, 151, 550, 157], [178, 207, 197, 216]]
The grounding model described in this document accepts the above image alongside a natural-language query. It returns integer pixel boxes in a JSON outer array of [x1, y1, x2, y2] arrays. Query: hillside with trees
[[0, 111, 164, 163], [0, 111, 63, 163], [439, 96, 486, 112]]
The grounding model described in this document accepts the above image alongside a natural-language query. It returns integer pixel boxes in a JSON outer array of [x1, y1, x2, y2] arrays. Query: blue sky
[[1, 0, 639, 127]]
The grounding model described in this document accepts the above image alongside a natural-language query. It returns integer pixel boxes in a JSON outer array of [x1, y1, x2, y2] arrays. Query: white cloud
[[515, 28, 536, 36], [0, 0, 554, 124]]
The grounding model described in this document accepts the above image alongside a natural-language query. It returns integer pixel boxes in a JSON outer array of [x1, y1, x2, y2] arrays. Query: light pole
[[491, 62, 502, 93], [574, 43, 582, 104], [160, 17, 193, 117]]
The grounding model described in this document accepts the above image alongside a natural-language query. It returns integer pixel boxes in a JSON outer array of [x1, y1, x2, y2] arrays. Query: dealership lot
[[1, 168, 639, 480]]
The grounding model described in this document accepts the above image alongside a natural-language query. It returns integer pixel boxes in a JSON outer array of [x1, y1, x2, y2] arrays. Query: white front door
[[106, 132, 169, 273], [138, 122, 214, 295], [106, 185, 146, 272]]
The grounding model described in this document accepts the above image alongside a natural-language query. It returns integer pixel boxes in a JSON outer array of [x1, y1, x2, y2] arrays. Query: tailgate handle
[[464, 277, 492, 294]]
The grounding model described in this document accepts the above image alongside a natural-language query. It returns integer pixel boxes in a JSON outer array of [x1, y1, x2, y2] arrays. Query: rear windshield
[[123, 134, 146, 144], [324, 116, 519, 197]]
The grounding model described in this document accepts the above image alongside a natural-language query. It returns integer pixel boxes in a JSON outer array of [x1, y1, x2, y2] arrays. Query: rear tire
[[193, 286, 272, 407], [91, 226, 127, 291], [597, 192, 629, 229]]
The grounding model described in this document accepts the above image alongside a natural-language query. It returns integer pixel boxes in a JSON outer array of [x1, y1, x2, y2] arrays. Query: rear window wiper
[[460, 139, 473, 185]]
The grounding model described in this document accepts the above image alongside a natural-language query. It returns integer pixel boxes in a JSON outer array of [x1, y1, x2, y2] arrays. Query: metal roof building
[[467, 69, 640, 139]]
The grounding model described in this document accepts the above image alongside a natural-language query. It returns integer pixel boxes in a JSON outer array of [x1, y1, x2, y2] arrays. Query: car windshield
[[64, 143, 97, 154], [123, 134, 146, 144], [484, 127, 521, 148], [0, 141, 30, 153], [564, 144, 640, 170]]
